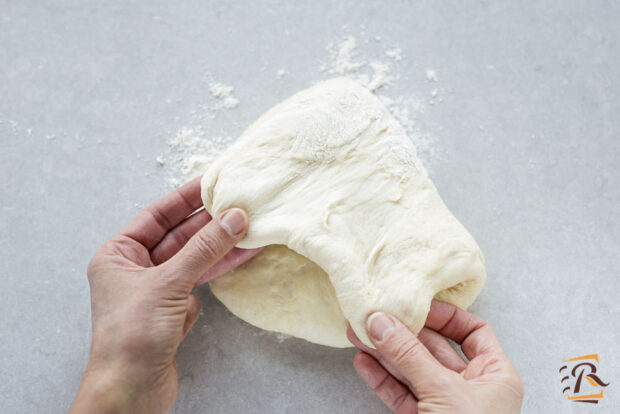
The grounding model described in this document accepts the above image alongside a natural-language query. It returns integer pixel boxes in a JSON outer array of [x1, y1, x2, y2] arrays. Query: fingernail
[[367, 312, 395, 342], [219, 208, 247, 236]]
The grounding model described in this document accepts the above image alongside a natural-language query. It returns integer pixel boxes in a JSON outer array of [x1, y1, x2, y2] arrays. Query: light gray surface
[[1, 1, 619, 413]]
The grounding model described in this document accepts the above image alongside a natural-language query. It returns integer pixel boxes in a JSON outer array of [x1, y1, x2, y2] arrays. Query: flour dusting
[[159, 31, 440, 187], [326, 37, 393, 91], [209, 82, 239, 109], [158, 127, 233, 188], [425, 69, 438, 82], [328, 36, 363, 74], [385, 48, 403, 61], [322, 35, 436, 160]]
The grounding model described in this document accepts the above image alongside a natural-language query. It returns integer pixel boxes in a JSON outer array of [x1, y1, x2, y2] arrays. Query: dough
[[208, 245, 350, 347], [201, 78, 486, 348]]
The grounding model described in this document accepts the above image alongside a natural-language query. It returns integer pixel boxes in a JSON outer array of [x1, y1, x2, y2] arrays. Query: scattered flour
[[353, 61, 391, 92], [159, 127, 233, 187], [160, 32, 440, 188], [385, 48, 403, 61], [328, 36, 363, 74], [209, 82, 239, 109], [224, 98, 239, 109], [275, 332, 292, 343], [326, 37, 393, 92], [426, 69, 438, 82], [323, 35, 436, 160], [252, 328, 293, 344]]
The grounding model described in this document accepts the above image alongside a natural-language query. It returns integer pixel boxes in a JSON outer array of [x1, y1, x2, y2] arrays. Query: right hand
[[347, 300, 524, 413]]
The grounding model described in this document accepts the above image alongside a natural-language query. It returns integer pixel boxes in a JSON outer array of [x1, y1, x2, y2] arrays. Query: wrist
[[70, 361, 141, 414]]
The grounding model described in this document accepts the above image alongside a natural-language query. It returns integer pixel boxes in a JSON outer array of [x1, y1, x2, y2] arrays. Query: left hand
[[70, 177, 261, 414]]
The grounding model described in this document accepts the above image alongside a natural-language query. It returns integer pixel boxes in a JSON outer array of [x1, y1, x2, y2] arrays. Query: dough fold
[[201, 78, 486, 348]]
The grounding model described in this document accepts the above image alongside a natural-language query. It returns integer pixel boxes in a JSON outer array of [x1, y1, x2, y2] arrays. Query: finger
[[354, 352, 418, 414], [367, 312, 457, 396], [149, 208, 262, 284], [417, 328, 467, 372], [163, 208, 249, 289], [347, 325, 412, 386], [424, 300, 503, 360], [194, 246, 264, 286], [182, 294, 202, 341], [150, 209, 211, 265], [120, 177, 203, 249], [350, 324, 466, 374]]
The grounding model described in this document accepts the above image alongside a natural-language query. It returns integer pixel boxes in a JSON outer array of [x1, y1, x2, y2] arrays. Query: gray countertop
[[1, 1, 619, 413]]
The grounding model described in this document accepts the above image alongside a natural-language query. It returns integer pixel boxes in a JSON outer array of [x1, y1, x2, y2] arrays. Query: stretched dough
[[201, 78, 486, 348]]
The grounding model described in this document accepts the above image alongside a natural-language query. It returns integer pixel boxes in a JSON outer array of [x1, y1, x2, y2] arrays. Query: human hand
[[70, 178, 261, 414], [348, 300, 524, 413]]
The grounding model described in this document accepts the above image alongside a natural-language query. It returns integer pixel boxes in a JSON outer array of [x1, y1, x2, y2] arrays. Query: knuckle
[[186, 295, 202, 315], [169, 228, 189, 251], [390, 390, 409, 411], [86, 259, 98, 281], [372, 370, 391, 391], [391, 336, 424, 366], [86, 253, 105, 282], [395, 399, 414, 414], [156, 268, 178, 287], [430, 371, 457, 388], [193, 231, 225, 259]]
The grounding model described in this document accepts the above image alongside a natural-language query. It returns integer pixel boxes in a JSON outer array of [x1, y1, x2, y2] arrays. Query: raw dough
[[201, 78, 486, 348], [208, 245, 350, 347]]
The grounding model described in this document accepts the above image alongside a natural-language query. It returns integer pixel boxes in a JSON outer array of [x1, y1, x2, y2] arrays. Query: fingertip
[[219, 208, 249, 237], [354, 352, 381, 372], [348, 325, 377, 355], [353, 351, 365, 365], [346, 324, 357, 344], [366, 312, 396, 343], [353, 352, 379, 384], [353, 352, 395, 393]]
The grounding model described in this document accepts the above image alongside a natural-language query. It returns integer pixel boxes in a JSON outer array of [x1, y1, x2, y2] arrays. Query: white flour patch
[[160, 32, 441, 188], [385, 48, 403, 61], [158, 127, 233, 188], [354, 60, 391, 92], [209, 82, 239, 109], [158, 74, 241, 187], [328, 36, 363, 74], [321, 35, 437, 162], [426, 69, 438, 82], [325, 36, 394, 91]]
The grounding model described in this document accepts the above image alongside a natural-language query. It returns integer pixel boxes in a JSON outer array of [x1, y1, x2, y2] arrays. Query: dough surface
[[201, 78, 486, 348]]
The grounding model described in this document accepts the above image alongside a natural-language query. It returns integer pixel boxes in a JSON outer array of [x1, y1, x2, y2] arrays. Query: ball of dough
[[202, 78, 486, 348]]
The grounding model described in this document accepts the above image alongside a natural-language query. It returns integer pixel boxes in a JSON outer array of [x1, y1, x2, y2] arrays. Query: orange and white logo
[[560, 354, 610, 404]]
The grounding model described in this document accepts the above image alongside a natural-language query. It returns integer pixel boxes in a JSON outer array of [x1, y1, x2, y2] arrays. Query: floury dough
[[201, 78, 486, 348]]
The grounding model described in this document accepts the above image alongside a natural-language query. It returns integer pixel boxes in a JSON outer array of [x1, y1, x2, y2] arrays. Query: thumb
[[367, 312, 455, 395], [164, 208, 249, 289]]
